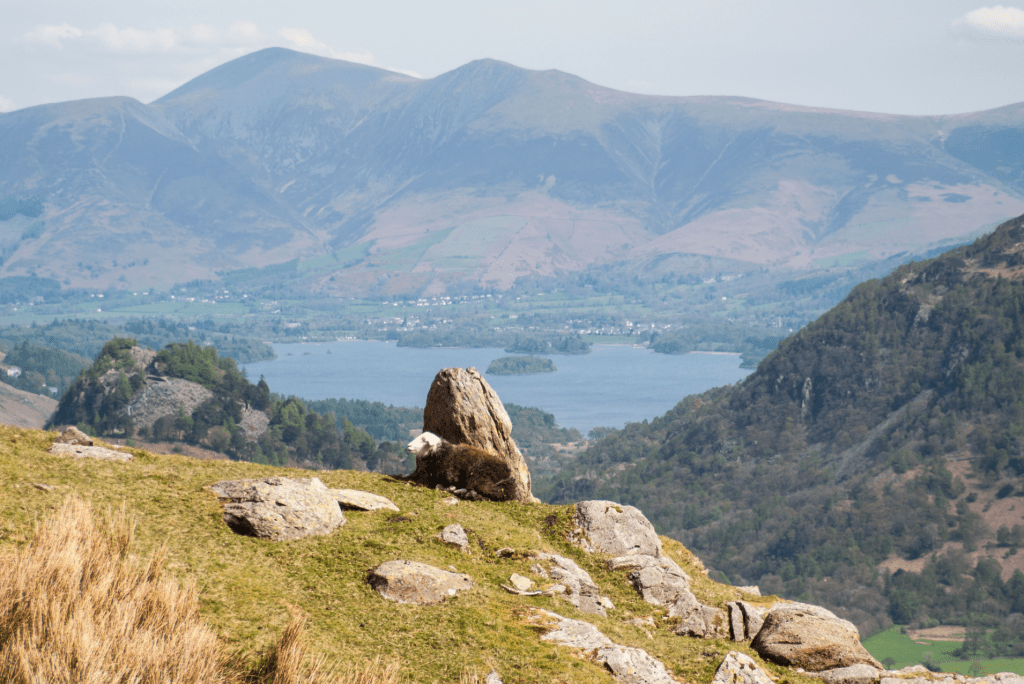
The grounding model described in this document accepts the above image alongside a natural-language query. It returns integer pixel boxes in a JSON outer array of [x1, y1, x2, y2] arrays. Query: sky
[[2, 1, 1024, 116]]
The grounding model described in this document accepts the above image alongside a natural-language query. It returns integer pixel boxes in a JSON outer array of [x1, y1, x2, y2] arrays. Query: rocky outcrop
[[332, 489, 400, 512], [367, 560, 472, 605], [420, 367, 534, 502], [677, 603, 730, 639], [210, 477, 345, 541], [238, 407, 270, 441], [49, 442, 133, 461], [533, 551, 609, 616], [534, 609, 678, 684], [126, 377, 215, 432], [571, 500, 662, 556], [437, 523, 470, 553], [712, 652, 776, 684], [751, 602, 882, 672]]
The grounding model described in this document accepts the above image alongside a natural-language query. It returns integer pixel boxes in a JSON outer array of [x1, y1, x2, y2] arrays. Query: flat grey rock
[[332, 488, 399, 512], [210, 477, 345, 541], [49, 442, 133, 462], [368, 560, 472, 605], [712, 652, 775, 684], [536, 609, 613, 650], [571, 500, 662, 556], [812, 664, 881, 684], [676, 603, 730, 639]]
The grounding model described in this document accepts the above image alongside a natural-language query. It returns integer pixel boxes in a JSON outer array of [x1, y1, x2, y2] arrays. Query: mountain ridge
[[2, 47, 1024, 295]]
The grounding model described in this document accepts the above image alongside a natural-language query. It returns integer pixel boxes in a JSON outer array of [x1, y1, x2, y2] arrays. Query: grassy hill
[[1, 423, 802, 683]]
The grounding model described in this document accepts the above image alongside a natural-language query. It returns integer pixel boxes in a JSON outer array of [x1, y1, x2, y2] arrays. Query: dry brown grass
[[0, 494, 404, 684], [0, 494, 225, 683]]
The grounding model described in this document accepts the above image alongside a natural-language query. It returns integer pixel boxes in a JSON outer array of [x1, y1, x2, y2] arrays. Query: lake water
[[241, 342, 751, 435]]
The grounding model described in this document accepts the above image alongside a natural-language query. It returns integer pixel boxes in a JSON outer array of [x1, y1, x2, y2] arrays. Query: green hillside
[[541, 213, 1024, 643]]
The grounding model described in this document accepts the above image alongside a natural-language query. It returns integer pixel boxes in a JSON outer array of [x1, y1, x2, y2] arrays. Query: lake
[[241, 342, 751, 435]]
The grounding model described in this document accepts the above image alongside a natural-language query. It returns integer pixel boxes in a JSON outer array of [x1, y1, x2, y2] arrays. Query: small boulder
[[712, 652, 775, 684], [533, 551, 608, 617], [55, 426, 93, 445], [676, 604, 730, 639], [368, 560, 472, 605], [485, 672, 503, 684], [420, 367, 535, 502], [332, 489, 399, 512], [437, 523, 470, 553], [751, 602, 882, 672], [571, 501, 662, 556], [210, 477, 345, 541]]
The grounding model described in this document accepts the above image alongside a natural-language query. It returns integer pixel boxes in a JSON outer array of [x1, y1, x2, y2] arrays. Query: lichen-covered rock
[[210, 477, 345, 541], [420, 367, 534, 501], [437, 523, 470, 552], [368, 560, 472, 605], [49, 442, 133, 461], [751, 602, 882, 671], [676, 604, 730, 639], [571, 500, 662, 556], [712, 652, 775, 684], [332, 489, 400, 512]]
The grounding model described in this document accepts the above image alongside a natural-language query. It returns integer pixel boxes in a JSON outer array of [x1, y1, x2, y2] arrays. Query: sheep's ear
[[423, 432, 442, 447]]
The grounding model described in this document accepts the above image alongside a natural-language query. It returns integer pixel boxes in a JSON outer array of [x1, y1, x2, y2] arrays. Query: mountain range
[[2, 48, 1024, 294]]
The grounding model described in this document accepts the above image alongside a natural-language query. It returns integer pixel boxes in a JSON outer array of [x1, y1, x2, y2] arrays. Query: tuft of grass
[[0, 493, 226, 683]]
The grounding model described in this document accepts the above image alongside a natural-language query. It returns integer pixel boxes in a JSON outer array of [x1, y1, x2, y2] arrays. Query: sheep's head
[[407, 431, 442, 457]]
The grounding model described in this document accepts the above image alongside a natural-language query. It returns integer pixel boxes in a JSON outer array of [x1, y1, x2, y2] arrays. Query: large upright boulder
[[421, 367, 534, 502]]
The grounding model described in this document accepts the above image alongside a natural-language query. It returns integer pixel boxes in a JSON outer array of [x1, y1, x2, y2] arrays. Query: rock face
[[126, 377, 215, 433], [419, 367, 534, 502], [332, 489, 400, 512], [368, 560, 472, 605], [571, 500, 662, 556], [535, 609, 678, 684], [712, 652, 776, 684], [210, 477, 345, 541], [751, 603, 882, 672], [437, 523, 470, 553]]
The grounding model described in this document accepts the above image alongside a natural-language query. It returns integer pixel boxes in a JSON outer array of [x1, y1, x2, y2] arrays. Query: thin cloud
[[24, 23, 83, 49], [0, 96, 14, 113], [953, 5, 1024, 41], [278, 27, 374, 64]]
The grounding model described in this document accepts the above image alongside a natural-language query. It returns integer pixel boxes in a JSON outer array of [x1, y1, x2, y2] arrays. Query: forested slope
[[541, 213, 1024, 645]]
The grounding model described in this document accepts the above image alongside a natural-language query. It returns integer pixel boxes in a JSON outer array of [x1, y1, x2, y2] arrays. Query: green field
[[863, 626, 1024, 676]]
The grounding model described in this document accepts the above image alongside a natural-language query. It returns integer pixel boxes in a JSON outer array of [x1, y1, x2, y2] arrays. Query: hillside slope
[[2, 48, 1023, 294], [541, 212, 1024, 639]]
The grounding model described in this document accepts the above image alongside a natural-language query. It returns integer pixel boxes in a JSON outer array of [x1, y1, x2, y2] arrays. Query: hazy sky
[[3, 0, 1024, 116]]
